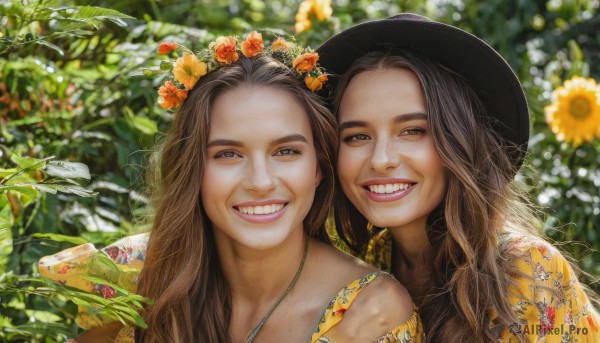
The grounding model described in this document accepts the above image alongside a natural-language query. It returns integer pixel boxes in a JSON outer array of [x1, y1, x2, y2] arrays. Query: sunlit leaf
[[0, 185, 38, 198], [45, 161, 91, 180], [32, 233, 88, 245]]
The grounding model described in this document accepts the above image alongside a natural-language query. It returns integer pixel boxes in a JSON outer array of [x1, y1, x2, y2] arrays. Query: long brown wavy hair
[[137, 55, 338, 342], [331, 51, 548, 342]]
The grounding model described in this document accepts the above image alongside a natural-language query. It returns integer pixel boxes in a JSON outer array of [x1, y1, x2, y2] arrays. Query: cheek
[[424, 151, 447, 201], [337, 146, 363, 188], [201, 164, 235, 210], [285, 159, 320, 196]]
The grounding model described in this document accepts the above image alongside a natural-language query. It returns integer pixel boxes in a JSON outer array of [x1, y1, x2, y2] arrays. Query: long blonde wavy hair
[[137, 55, 338, 342], [331, 51, 552, 343]]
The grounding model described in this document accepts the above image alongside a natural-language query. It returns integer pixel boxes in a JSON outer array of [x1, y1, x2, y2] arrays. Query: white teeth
[[238, 204, 284, 215], [368, 183, 412, 194]]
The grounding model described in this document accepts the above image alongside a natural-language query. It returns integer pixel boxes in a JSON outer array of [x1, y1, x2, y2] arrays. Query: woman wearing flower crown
[[317, 13, 600, 343], [41, 32, 423, 343]]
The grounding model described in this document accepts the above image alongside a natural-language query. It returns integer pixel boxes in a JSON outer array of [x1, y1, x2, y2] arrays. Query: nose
[[243, 156, 277, 193], [370, 137, 401, 173]]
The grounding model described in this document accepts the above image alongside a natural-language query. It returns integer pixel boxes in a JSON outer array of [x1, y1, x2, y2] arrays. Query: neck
[[388, 219, 431, 303], [388, 218, 430, 270], [215, 230, 306, 304]]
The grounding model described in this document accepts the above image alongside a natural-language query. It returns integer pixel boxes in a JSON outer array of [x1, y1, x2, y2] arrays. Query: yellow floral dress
[[364, 229, 600, 343], [39, 235, 423, 343], [311, 271, 423, 343]]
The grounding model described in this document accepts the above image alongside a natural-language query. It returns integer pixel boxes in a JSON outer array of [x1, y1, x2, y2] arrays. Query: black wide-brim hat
[[317, 13, 530, 170]]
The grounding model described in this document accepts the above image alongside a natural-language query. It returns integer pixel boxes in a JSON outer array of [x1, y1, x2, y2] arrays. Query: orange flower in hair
[[173, 54, 208, 90], [158, 42, 177, 55], [211, 36, 239, 64], [241, 31, 264, 58], [304, 74, 328, 92], [150, 31, 329, 109], [293, 52, 319, 73], [158, 81, 188, 109]]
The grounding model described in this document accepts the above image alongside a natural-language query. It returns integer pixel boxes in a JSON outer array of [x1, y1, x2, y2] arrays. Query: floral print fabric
[[310, 271, 424, 343], [39, 234, 147, 342], [364, 229, 600, 342]]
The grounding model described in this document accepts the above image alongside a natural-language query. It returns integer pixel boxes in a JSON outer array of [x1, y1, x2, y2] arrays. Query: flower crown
[[156, 31, 328, 110]]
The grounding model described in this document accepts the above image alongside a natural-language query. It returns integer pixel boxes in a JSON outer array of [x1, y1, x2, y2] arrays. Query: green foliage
[[436, 0, 600, 279], [0, 0, 599, 341]]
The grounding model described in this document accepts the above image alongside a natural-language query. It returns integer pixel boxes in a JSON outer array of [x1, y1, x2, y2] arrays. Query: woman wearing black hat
[[318, 13, 600, 343]]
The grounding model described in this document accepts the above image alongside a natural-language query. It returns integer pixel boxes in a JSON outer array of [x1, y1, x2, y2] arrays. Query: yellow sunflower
[[545, 76, 600, 146]]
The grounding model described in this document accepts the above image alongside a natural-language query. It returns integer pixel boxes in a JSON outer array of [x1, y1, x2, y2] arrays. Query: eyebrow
[[206, 134, 307, 148], [338, 112, 428, 132]]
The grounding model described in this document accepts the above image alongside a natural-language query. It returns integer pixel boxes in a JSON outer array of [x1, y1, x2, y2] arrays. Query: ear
[[315, 165, 322, 188]]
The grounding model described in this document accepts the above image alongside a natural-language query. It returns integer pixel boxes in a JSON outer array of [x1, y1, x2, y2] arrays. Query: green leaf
[[31, 233, 88, 245], [9, 154, 46, 170], [73, 6, 135, 23], [6, 116, 44, 126], [125, 108, 158, 135], [44, 161, 91, 180], [49, 184, 98, 197], [34, 40, 64, 56], [31, 184, 58, 194], [0, 168, 18, 178], [0, 185, 38, 198], [23, 309, 62, 323]]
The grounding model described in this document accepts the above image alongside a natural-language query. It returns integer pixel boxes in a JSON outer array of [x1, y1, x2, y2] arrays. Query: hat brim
[[317, 14, 530, 169]]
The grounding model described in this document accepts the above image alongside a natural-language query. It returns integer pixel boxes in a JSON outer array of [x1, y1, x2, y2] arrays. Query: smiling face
[[201, 85, 321, 251], [337, 68, 446, 232]]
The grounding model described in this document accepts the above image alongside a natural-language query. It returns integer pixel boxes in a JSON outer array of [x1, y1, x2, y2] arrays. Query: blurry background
[[1, 0, 599, 340]]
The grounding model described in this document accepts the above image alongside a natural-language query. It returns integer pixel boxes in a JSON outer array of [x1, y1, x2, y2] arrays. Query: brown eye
[[275, 147, 301, 156], [401, 128, 425, 136], [343, 134, 370, 142], [214, 150, 240, 158]]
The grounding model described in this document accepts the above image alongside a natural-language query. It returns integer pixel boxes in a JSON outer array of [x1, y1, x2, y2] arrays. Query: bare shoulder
[[328, 274, 415, 342], [311, 240, 376, 279], [354, 273, 414, 325]]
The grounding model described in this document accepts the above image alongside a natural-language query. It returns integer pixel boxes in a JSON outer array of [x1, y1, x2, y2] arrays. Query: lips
[[366, 182, 412, 194], [236, 203, 284, 215], [233, 201, 288, 223], [361, 179, 416, 202]]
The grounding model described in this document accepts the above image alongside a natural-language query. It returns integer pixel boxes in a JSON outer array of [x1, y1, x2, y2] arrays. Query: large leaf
[[73, 6, 134, 27], [45, 161, 91, 180], [42, 184, 97, 197]]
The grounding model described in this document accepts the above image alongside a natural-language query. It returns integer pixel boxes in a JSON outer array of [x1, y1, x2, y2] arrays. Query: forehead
[[209, 85, 312, 140], [338, 68, 426, 121]]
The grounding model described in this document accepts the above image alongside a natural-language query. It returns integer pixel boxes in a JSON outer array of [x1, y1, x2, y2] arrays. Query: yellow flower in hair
[[545, 76, 600, 146], [241, 31, 264, 58], [211, 36, 239, 64], [173, 54, 208, 90], [152, 32, 330, 108]]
